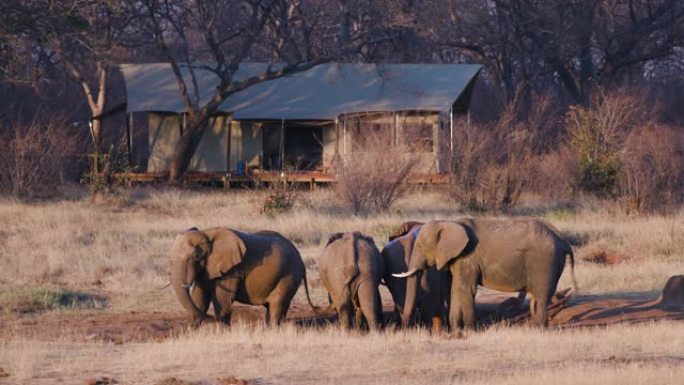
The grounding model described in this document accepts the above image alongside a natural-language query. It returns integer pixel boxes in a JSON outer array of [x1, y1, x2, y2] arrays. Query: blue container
[[236, 160, 245, 176]]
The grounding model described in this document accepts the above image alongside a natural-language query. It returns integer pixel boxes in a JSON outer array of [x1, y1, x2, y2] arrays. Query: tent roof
[[120, 62, 481, 120]]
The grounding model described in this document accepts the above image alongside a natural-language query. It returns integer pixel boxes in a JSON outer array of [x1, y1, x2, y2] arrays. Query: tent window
[[404, 122, 433, 152], [352, 122, 393, 148]]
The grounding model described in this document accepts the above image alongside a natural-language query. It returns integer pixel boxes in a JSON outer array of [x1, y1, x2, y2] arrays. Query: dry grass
[[1, 322, 682, 384], [0, 187, 682, 383]]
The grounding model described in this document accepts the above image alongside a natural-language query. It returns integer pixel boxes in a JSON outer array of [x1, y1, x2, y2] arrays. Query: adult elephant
[[382, 221, 450, 333], [394, 218, 576, 329], [170, 227, 316, 327], [318, 232, 385, 331]]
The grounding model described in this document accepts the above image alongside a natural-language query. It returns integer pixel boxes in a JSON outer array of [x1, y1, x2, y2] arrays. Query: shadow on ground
[[1, 276, 682, 344]]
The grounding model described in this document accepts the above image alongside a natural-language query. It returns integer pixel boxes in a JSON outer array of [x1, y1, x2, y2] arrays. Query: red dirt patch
[[1, 277, 682, 343], [0, 303, 332, 343]]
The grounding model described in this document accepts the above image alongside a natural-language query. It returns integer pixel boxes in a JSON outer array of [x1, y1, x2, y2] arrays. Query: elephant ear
[[205, 228, 246, 279], [326, 232, 345, 247], [434, 222, 470, 271], [389, 221, 424, 241]]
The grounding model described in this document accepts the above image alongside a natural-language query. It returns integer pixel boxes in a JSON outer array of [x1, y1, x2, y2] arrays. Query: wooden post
[[280, 119, 285, 171], [126, 112, 133, 166]]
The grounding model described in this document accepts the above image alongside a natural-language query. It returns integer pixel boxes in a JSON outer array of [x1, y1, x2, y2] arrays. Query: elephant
[[393, 218, 576, 329], [170, 227, 317, 327], [318, 232, 385, 331], [382, 221, 450, 333]]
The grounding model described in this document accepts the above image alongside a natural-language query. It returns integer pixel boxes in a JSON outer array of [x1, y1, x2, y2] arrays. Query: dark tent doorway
[[284, 123, 323, 171], [263, 121, 324, 171]]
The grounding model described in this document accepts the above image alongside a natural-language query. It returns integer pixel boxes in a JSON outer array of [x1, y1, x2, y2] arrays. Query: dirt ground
[[3, 276, 682, 345]]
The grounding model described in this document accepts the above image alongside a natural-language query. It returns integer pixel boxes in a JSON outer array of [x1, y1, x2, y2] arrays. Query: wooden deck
[[113, 171, 448, 188]]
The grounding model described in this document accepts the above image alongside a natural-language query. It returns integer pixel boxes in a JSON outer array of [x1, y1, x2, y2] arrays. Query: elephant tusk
[[181, 281, 194, 290], [392, 268, 419, 278]]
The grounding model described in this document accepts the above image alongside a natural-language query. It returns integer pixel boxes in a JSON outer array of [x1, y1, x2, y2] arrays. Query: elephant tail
[[567, 249, 579, 293], [302, 268, 332, 316]]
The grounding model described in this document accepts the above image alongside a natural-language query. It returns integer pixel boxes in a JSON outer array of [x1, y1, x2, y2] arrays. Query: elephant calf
[[171, 227, 316, 327], [318, 232, 385, 331], [383, 221, 450, 333]]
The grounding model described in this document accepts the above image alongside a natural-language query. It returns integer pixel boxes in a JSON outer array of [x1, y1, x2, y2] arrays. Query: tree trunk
[[168, 112, 211, 182]]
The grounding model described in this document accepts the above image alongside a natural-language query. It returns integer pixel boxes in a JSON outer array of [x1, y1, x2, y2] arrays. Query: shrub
[[446, 91, 557, 211], [619, 124, 684, 213], [565, 88, 649, 197], [259, 177, 298, 215], [334, 122, 417, 214], [0, 115, 83, 199]]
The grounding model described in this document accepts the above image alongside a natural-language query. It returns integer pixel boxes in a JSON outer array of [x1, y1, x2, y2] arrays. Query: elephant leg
[[459, 287, 477, 329], [338, 301, 353, 330], [190, 283, 212, 313], [449, 292, 465, 330], [530, 293, 550, 327], [213, 277, 239, 325], [267, 300, 290, 327], [431, 316, 444, 335], [450, 263, 478, 330], [419, 287, 442, 332], [357, 281, 381, 331], [188, 282, 212, 327], [354, 306, 364, 330]]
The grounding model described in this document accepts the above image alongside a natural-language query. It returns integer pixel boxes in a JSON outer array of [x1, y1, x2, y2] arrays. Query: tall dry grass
[[0, 188, 681, 312]]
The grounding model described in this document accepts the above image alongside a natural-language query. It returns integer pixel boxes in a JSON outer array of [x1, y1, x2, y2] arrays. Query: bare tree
[[419, 0, 684, 104], [0, 0, 138, 187], [136, 0, 340, 181]]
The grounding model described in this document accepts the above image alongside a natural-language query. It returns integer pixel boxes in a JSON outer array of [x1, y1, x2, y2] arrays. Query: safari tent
[[119, 62, 481, 177]]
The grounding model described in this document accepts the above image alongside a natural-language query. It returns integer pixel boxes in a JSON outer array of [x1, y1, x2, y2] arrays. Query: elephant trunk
[[401, 271, 421, 327], [171, 256, 206, 321]]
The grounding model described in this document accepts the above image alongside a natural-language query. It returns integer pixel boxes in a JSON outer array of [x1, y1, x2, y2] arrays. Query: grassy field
[[0, 187, 682, 384]]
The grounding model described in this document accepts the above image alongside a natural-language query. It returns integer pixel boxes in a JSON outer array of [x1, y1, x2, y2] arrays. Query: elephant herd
[[170, 217, 576, 332]]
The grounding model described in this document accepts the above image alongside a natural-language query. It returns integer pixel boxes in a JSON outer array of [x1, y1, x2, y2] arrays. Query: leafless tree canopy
[[0, 0, 683, 208]]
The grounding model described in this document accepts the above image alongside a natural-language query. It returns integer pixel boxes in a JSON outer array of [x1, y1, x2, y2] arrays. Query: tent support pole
[[394, 112, 398, 146], [449, 107, 454, 153], [280, 119, 285, 172], [126, 112, 133, 166], [342, 118, 346, 155], [334, 118, 339, 162]]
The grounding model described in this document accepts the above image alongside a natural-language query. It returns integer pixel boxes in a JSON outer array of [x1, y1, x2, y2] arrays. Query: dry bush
[[334, 120, 417, 214], [257, 178, 298, 216], [447, 91, 558, 211], [529, 146, 579, 203], [565, 88, 652, 197], [619, 124, 684, 213], [0, 115, 83, 199]]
